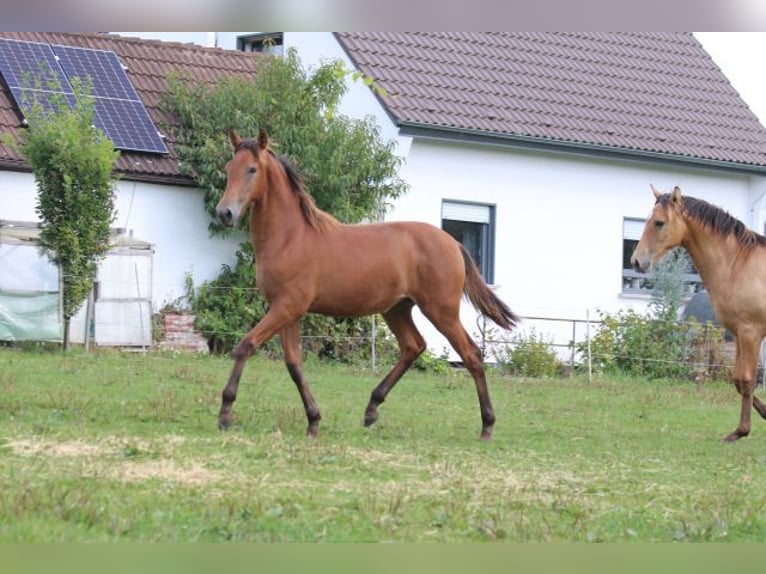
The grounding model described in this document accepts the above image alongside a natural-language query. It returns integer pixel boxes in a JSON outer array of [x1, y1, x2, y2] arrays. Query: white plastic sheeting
[[0, 224, 62, 341], [0, 222, 154, 346]]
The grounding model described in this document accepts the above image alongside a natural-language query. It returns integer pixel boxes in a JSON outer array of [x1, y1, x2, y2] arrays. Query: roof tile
[[336, 32, 766, 168]]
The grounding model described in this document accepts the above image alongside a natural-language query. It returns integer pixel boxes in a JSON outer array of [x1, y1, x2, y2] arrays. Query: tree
[[162, 49, 409, 355], [164, 48, 406, 233], [9, 76, 119, 349]]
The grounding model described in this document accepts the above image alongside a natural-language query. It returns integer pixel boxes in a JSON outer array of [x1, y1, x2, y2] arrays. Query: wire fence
[[83, 310, 750, 381], [5, 271, 765, 385]]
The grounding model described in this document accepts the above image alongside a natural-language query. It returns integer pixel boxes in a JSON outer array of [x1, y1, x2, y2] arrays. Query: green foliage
[[184, 245, 273, 356], [412, 348, 452, 375], [648, 247, 694, 321], [582, 307, 693, 379], [581, 248, 732, 381], [6, 74, 119, 338], [161, 48, 408, 232], [161, 49, 409, 360], [493, 327, 561, 378]]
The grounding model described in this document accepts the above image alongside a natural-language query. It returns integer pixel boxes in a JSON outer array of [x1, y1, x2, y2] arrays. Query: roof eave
[[0, 160, 199, 187], [397, 121, 766, 176]]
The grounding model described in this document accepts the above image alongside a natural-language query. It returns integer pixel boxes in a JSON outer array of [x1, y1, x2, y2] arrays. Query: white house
[[5, 32, 766, 362], [125, 32, 766, 360]]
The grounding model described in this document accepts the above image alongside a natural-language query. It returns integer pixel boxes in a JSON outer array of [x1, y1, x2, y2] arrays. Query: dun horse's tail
[[461, 246, 520, 330]]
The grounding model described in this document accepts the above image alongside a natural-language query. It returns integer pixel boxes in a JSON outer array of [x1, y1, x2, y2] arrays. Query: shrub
[[412, 348, 452, 375], [579, 310, 732, 382], [494, 327, 560, 378]]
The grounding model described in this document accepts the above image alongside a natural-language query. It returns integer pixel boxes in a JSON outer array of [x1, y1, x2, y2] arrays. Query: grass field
[[1, 347, 766, 542]]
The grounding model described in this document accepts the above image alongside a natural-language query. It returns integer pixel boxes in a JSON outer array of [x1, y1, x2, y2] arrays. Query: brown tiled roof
[[0, 32, 262, 184], [336, 32, 766, 170]]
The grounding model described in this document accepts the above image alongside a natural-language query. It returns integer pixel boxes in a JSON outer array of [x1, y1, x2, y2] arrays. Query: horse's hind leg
[[724, 331, 760, 442], [280, 320, 321, 438], [753, 395, 766, 419], [424, 308, 495, 440], [364, 300, 426, 428]]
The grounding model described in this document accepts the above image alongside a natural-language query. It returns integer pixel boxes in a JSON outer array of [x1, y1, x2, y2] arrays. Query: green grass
[[1, 347, 766, 542]]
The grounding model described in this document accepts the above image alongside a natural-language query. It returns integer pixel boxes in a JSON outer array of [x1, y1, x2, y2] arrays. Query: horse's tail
[[461, 246, 520, 330]]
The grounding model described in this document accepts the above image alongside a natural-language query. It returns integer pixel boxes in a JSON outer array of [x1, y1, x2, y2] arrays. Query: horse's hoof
[[218, 418, 232, 431], [722, 430, 748, 443], [364, 411, 378, 427], [480, 430, 492, 441]]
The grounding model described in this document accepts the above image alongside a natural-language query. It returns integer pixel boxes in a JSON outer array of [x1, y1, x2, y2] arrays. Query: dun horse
[[214, 129, 519, 439], [632, 185, 766, 442]]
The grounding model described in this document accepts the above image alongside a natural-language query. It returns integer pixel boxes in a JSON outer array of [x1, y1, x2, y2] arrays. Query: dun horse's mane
[[236, 139, 340, 233], [660, 193, 766, 249]]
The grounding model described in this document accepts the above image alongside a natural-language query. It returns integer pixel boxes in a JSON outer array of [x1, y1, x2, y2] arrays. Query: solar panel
[[0, 38, 168, 154], [92, 98, 168, 153], [10, 87, 76, 115], [0, 38, 71, 95], [52, 45, 139, 101]]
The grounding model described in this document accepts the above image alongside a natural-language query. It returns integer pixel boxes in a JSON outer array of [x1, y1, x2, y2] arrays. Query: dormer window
[[237, 33, 283, 56]]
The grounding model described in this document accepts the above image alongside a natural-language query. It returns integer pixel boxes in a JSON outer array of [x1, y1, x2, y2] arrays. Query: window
[[622, 217, 702, 295], [237, 33, 284, 56], [622, 217, 645, 292], [442, 201, 495, 284]]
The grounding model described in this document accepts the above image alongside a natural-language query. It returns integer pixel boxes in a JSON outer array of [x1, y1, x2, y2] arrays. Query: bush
[[412, 348, 452, 375], [493, 327, 560, 378], [579, 310, 731, 382]]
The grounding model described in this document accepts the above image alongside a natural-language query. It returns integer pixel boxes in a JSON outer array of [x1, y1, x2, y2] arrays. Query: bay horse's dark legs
[[280, 320, 321, 437], [218, 306, 295, 430], [424, 308, 495, 440], [724, 331, 761, 442], [753, 395, 766, 419], [364, 300, 426, 428]]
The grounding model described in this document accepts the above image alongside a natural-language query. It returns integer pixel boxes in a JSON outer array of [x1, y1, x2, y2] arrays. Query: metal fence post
[[585, 309, 593, 383]]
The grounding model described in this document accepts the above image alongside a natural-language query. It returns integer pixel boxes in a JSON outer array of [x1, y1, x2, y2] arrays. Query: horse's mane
[[236, 139, 340, 233], [276, 154, 341, 233], [660, 193, 766, 249]]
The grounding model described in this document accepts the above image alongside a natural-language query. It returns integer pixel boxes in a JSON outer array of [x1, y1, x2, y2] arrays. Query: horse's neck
[[682, 218, 741, 293], [249, 174, 304, 256]]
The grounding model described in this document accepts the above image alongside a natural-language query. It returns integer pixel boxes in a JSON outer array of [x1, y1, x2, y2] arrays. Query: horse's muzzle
[[217, 207, 235, 227], [632, 257, 646, 273]]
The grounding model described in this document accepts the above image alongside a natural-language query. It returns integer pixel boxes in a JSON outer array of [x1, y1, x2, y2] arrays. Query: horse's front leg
[[218, 306, 295, 430]]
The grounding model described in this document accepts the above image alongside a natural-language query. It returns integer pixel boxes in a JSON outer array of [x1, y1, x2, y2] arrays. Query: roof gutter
[[397, 121, 766, 177]]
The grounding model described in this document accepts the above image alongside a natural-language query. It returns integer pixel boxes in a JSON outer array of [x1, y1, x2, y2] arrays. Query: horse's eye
[[248, 166, 257, 174], [654, 220, 665, 229]]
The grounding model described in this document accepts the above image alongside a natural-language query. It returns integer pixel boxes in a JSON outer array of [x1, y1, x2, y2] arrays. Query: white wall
[[389, 137, 763, 360], [0, 171, 241, 313], [111, 179, 241, 308]]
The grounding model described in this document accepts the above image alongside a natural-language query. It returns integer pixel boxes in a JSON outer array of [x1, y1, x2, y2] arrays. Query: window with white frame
[[237, 33, 284, 55], [442, 201, 495, 284], [622, 216, 702, 295]]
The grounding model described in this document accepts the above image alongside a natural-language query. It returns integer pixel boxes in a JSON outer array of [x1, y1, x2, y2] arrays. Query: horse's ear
[[228, 129, 241, 149], [257, 128, 269, 151], [671, 186, 682, 203], [651, 184, 662, 200]]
